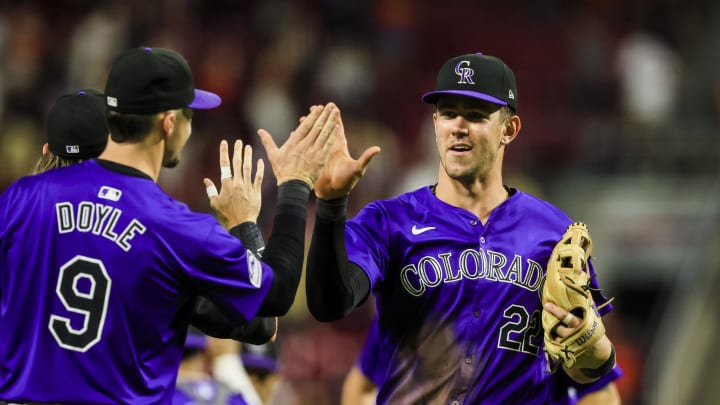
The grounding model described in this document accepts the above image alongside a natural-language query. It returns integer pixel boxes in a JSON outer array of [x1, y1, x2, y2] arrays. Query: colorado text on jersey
[[399, 248, 544, 296]]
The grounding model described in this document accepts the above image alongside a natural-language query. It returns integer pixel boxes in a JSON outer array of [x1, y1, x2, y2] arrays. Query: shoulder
[[509, 188, 573, 226], [361, 186, 433, 213]]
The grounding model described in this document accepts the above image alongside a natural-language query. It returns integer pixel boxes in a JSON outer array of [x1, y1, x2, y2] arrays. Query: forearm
[[306, 197, 370, 321], [576, 383, 621, 405], [230, 221, 266, 258], [256, 180, 310, 316]]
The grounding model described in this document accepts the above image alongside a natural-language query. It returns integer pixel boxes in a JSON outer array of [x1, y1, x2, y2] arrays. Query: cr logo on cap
[[454, 60, 475, 85]]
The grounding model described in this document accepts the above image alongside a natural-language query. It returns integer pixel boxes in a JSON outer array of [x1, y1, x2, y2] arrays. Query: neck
[[434, 170, 508, 224], [98, 135, 164, 182]]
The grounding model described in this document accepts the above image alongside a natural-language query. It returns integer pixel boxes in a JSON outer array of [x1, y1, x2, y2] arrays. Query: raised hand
[[313, 107, 381, 200], [257, 103, 339, 188], [204, 139, 265, 228]]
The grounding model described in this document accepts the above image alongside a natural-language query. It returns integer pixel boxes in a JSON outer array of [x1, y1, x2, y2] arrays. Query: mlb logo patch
[[66, 145, 80, 154], [98, 186, 122, 201]]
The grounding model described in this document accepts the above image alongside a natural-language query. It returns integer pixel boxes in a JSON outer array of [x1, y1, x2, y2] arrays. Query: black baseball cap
[[184, 328, 208, 350], [422, 52, 518, 111], [104, 46, 221, 114], [47, 89, 108, 159], [241, 342, 278, 373]]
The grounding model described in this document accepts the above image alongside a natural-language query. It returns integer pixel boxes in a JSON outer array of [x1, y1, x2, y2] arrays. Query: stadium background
[[0, 1, 717, 404]]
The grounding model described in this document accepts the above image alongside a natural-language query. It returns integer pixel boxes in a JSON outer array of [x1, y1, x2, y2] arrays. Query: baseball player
[[0, 46, 338, 403], [173, 327, 251, 405], [35, 88, 277, 347], [305, 52, 617, 403]]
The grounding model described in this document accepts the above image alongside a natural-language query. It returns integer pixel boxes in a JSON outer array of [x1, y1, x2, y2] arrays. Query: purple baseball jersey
[[0, 160, 273, 404], [345, 186, 613, 404]]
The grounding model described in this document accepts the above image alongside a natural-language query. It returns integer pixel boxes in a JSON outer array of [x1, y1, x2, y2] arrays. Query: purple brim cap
[[184, 333, 208, 349], [241, 354, 278, 372], [421, 90, 508, 106], [188, 89, 222, 109]]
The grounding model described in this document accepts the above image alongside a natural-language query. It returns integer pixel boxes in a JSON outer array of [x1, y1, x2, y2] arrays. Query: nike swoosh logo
[[411, 225, 436, 235]]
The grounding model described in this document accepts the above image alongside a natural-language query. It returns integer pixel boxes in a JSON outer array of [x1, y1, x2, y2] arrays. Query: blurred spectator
[[175, 328, 258, 405], [615, 24, 681, 171], [241, 341, 282, 404]]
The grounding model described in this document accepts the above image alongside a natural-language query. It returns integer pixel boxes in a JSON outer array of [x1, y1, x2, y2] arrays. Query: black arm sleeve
[[255, 180, 311, 316], [230, 221, 266, 258], [190, 298, 276, 344], [190, 221, 276, 341], [305, 197, 370, 322]]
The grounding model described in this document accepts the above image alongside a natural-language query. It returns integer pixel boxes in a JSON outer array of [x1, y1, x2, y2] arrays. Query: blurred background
[[0, 0, 718, 404]]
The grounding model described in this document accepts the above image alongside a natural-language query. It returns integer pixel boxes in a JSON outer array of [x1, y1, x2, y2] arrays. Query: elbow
[[307, 295, 351, 322]]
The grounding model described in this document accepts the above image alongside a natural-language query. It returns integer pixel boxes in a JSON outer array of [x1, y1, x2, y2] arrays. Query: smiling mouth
[[449, 145, 472, 152]]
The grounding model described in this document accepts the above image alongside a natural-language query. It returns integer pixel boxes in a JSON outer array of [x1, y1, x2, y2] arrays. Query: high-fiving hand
[[257, 103, 339, 188], [204, 139, 265, 229], [312, 106, 381, 200]]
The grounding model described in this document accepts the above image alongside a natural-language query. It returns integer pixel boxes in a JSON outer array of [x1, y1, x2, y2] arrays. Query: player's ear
[[501, 114, 521, 145], [42, 143, 49, 156], [160, 110, 177, 137]]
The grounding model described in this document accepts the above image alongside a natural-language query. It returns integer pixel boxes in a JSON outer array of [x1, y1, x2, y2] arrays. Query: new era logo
[[107, 96, 117, 107], [508, 90, 515, 100], [65, 145, 80, 154]]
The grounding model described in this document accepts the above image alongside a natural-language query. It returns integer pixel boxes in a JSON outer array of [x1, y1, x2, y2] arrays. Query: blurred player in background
[[305, 52, 618, 403], [0, 46, 339, 403], [239, 341, 282, 404], [174, 327, 255, 405]]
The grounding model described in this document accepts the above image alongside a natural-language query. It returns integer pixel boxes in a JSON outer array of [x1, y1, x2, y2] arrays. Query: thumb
[[357, 146, 382, 171], [203, 178, 219, 200], [257, 129, 278, 154]]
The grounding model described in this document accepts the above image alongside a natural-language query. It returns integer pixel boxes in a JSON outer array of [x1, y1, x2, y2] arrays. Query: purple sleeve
[[184, 222, 274, 323]]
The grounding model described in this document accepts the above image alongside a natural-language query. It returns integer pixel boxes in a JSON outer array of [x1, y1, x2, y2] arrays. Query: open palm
[[314, 112, 381, 200]]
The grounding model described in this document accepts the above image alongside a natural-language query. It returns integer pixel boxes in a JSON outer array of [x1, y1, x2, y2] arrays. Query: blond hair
[[32, 152, 88, 174]]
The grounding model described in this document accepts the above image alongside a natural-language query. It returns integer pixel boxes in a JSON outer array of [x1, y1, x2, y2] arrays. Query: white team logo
[[247, 250, 262, 288], [411, 225, 436, 235], [454, 60, 475, 84], [98, 186, 122, 201]]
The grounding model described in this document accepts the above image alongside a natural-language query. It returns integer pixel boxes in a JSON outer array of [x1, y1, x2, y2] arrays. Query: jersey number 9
[[48, 255, 112, 352]]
